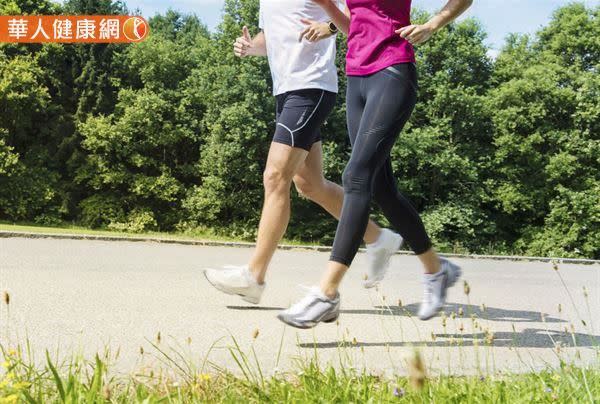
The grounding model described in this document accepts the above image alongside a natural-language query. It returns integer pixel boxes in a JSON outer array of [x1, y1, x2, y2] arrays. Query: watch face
[[329, 22, 338, 32]]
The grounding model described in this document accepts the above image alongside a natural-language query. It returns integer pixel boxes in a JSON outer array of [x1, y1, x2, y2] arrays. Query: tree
[[389, 14, 495, 251], [181, 0, 274, 238], [75, 27, 208, 231], [0, 54, 64, 223], [0, 0, 597, 258], [487, 2, 599, 258], [536, 3, 600, 71]]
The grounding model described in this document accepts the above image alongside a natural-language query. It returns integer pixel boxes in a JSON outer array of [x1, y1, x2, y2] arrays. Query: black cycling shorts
[[273, 88, 336, 151]]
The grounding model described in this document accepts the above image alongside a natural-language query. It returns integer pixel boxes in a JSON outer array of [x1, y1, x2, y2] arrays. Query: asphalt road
[[1, 236, 599, 377]]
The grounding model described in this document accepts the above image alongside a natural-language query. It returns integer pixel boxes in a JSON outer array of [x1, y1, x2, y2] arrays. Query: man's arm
[[234, 27, 267, 57], [396, 0, 473, 45]]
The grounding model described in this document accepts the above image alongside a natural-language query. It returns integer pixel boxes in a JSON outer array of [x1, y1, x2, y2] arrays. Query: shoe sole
[[363, 235, 403, 289], [277, 305, 340, 329], [203, 270, 260, 305]]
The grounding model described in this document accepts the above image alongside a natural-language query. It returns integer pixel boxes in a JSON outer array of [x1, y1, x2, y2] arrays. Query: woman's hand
[[299, 18, 334, 42], [395, 23, 436, 45], [397, 0, 473, 45]]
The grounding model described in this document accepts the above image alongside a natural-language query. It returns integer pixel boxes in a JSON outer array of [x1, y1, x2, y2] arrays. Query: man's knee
[[293, 174, 326, 200], [263, 166, 293, 194]]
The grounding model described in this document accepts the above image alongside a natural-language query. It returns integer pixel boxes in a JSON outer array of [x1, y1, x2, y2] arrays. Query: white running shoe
[[364, 229, 403, 289], [418, 258, 462, 320], [203, 265, 264, 304], [277, 287, 340, 329]]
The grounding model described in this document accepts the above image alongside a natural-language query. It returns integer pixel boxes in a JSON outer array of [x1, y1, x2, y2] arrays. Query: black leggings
[[330, 63, 432, 266]]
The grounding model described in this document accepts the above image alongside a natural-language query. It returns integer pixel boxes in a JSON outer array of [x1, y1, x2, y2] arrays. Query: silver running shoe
[[203, 265, 264, 304], [418, 258, 462, 320], [364, 229, 403, 289], [277, 287, 340, 329]]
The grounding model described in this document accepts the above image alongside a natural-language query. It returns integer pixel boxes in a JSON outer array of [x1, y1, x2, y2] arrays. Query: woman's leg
[[372, 160, 440, 274], [278, 65, 461, 328], [321, 65, 460, 322], [329, 67, 417, 264], [319, 66, 419, 296], [292, 141, 381, 245]]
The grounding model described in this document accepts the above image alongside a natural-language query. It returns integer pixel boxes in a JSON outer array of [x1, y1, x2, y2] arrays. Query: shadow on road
[[373, 303, 564, 323], [227, 306, 283, 311], [227, 304, 598, 349], [227, 302, 566, 324], [297, 328, 600, 349]]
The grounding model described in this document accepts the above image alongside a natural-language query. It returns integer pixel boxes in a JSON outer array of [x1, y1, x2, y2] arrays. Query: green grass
[[4, 221, 598, 260], [0, 221, 316, 247], [0, 221, 236, 241], [1, 345, 598, 403]]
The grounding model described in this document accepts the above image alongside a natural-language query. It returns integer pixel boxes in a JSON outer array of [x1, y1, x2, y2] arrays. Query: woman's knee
[[342, 162, 372, 195]]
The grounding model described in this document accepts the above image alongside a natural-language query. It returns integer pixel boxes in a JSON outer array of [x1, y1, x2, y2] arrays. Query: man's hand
[[298, 19, 333, 42], [234, 26, 253, 57], [395, 23, 436, 45]]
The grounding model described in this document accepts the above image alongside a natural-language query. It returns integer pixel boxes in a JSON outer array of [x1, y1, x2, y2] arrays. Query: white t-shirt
[[259, 0, 339, 96]]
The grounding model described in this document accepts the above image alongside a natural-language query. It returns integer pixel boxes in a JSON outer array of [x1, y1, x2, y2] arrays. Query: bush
[[79, 194, 126, 228]]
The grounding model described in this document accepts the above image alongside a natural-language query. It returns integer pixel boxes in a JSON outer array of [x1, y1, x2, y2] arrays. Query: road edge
[[1, 230, 598, 265]]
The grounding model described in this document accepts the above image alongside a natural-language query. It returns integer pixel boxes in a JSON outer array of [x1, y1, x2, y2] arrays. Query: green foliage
[[78, 194, 125, 228], [0, 130, 18, 176], [486, 3, 599, 258], [526, 184, 600, 258], [422, 203, 494, 253], [0, 53, 63, 222], [536, 2, 600, 71], [181, 0, 272, 237], [0, 1, 598, 257]]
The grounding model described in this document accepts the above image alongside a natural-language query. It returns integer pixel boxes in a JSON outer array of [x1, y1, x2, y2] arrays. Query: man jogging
[[204, 0, 402, 304]]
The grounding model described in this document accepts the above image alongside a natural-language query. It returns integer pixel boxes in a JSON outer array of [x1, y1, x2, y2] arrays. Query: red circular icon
[[123, 17, 147, 42]]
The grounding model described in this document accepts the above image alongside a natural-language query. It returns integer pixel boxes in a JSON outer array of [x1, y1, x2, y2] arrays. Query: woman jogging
[[204, 1, 404, 305], [278, 0, 474, 328]]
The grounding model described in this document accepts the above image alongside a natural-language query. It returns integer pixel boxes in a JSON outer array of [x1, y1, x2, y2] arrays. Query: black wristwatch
[[328, 21, 338, 35]]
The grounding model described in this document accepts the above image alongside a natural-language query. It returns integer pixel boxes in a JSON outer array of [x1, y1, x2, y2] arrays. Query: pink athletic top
[[345, 0, 416, 76]]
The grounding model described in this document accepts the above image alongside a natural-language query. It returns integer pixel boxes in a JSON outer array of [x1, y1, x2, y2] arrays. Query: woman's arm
[[313, 0, 351, 35], [298, 19, 335, 42], [396, 0, 473, 45]]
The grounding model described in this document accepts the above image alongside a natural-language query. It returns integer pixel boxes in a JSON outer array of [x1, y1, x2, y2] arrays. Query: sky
[[125, 0, 599, 52]]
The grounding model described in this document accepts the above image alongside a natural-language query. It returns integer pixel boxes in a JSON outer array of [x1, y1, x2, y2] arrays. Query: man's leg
[[205, 90, 337, 304], [292, 142, 380, 245], [248, 142, 308, 284]]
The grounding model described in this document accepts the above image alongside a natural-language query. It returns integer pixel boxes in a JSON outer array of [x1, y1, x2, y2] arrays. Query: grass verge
[[1, 346, 598, 403], [0, 221, 316, 247]]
